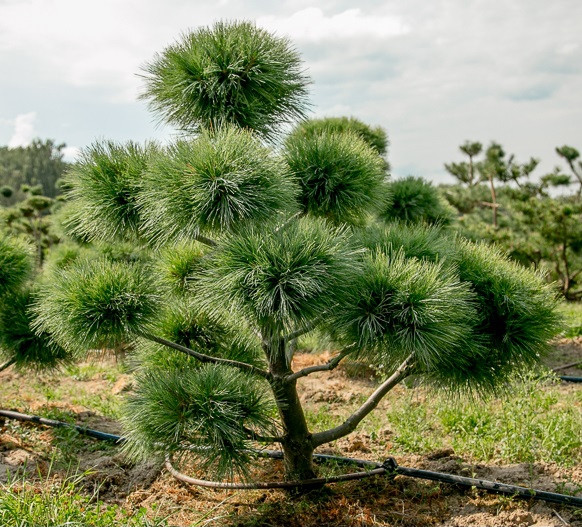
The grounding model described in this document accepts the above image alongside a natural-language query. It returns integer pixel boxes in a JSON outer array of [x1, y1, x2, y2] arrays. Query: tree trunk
[[487, 174, 498, 228], [267, 338, 317, 482]]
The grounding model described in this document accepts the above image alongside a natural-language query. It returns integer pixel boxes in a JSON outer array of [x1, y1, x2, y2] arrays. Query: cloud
[[61, 145, 81, 162], [258, 8, 409, 41], [8, 112, 37, 147]]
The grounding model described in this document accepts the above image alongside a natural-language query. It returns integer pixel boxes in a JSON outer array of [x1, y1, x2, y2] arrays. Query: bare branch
[[284, 344, 356, 383], [284, 316, 324, 343], [311, 354, 415, 447], [243, 427, 284, 443], [140, 332, 272, 380], [193, 233, 218, 247], [284, 306, 337, 343]]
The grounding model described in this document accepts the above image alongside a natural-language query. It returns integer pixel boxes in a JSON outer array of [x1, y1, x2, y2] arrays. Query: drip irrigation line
[[165, 454, 387, 489], [1, 408, 581, 507], [560, 376, 582, 383], [0, 409, 125, 443]]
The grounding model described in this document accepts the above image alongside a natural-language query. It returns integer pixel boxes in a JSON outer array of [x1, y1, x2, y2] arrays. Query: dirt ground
[[0, 340, 580, 526]]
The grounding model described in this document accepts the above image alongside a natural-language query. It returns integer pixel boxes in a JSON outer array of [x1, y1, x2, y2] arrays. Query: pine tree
[[20, 21, 559, 484]]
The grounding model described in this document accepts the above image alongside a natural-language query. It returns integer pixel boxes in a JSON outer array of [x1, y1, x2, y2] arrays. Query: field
[[0, 338, 581, 527]]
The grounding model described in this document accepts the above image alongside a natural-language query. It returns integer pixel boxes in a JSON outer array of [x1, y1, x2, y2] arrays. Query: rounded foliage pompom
[[157, 241, 207, 295], [284, 130, 388, 225], [456, 240, 561, 369], [139, 126, 298, 245], [135, 302, 264, 371], [199, 217, 361, 332], [63, 141, 156, 242], [334, 251, 479, 371], [0, 287, 72, 370], [288, 116, 388, 157], [122, 363, 276, 479], [359, 222, 457, 264], [140, 20, 310, 141], [33, 258, 161, 351], [381, 176, 455, 225], [0, 235, 33, 296]]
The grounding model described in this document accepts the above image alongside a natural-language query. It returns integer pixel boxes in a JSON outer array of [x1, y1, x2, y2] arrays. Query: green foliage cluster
[[141, 21, 309, 141], [123, 363, 275, 478], [139, 127, 296, 244], [0, 234, 32, 295], [284, 130, 387, 225], [381, 176, 454, 226], [34, 258, 160, 351], [64, 141, 153, 242], [198, 217, 360, 332], [287, 116, 389, 156]]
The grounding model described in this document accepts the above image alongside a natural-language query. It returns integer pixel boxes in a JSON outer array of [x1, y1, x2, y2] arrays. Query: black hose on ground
[[1, 408, 581, 508], [0, 409, 124, 443], [560, 376, 582, 383]]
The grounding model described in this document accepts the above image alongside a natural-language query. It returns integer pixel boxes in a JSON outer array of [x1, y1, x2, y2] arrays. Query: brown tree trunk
[[267, 338, 317, 482], [488, 174, 498, 228]]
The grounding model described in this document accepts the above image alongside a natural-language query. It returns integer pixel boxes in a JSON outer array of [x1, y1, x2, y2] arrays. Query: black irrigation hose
[[560, 376, 582, 383], [1, 408, 581, 508], [0, 409, 125, 443]]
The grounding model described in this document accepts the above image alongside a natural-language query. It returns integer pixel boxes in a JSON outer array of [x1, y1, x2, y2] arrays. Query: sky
[[0, 0, 581, 183]]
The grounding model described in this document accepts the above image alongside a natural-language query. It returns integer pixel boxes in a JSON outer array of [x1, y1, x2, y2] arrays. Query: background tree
[[0, 139, 69, 204], [556, 145, 582, 197], [1, 184, 59, 266], [443, 141, 582, 299], [30, 21, 560, 485]]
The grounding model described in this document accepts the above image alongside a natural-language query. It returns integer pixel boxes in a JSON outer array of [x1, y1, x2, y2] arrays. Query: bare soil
[[0, 340, 580, 526]]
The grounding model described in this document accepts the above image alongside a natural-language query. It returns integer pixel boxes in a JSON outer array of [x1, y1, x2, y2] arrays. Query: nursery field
[[1, 339, 580, 527]]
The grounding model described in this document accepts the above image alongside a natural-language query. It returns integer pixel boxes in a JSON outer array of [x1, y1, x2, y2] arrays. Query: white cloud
[[258, 8, 409, 41], [61, 145, 81, 162], [8, 112, 37, 147]]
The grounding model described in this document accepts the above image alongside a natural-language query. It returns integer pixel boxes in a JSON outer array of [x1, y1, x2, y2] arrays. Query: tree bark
[[267, 338, 317, 481]]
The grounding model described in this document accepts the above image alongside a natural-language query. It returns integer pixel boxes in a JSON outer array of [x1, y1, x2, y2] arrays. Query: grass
[[0, 349, 581, 526], [385, 371, 582, 466], [558, 301, 582, 337], [0, 467, 167, 527]]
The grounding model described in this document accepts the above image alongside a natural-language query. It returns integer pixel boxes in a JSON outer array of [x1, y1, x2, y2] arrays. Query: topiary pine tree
[[29, 21, 560, 484]]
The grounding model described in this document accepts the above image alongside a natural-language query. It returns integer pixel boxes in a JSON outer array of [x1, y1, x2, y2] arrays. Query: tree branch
[[311, 354, 415, 447], [243, 427, 284, 444], [284, 344, 356, 383], [284, 315, 326, 343], [193, 234, 218, 247], [140, 332, 272, 380]]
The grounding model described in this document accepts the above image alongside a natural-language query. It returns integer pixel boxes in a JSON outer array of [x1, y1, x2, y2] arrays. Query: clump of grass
[[0, 469, 167, 527], [385, 372, 582, 465], [438, 372, 582, 465], [558, 301, 582, 337]]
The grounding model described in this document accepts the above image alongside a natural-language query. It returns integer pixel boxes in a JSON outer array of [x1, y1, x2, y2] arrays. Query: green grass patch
[[385, 372, 582, 465], [0, 469, 167, 527], [558, 301, 582, 337]]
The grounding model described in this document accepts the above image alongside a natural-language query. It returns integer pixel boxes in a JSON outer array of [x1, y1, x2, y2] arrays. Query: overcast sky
[[0, 0, 580, 182]]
